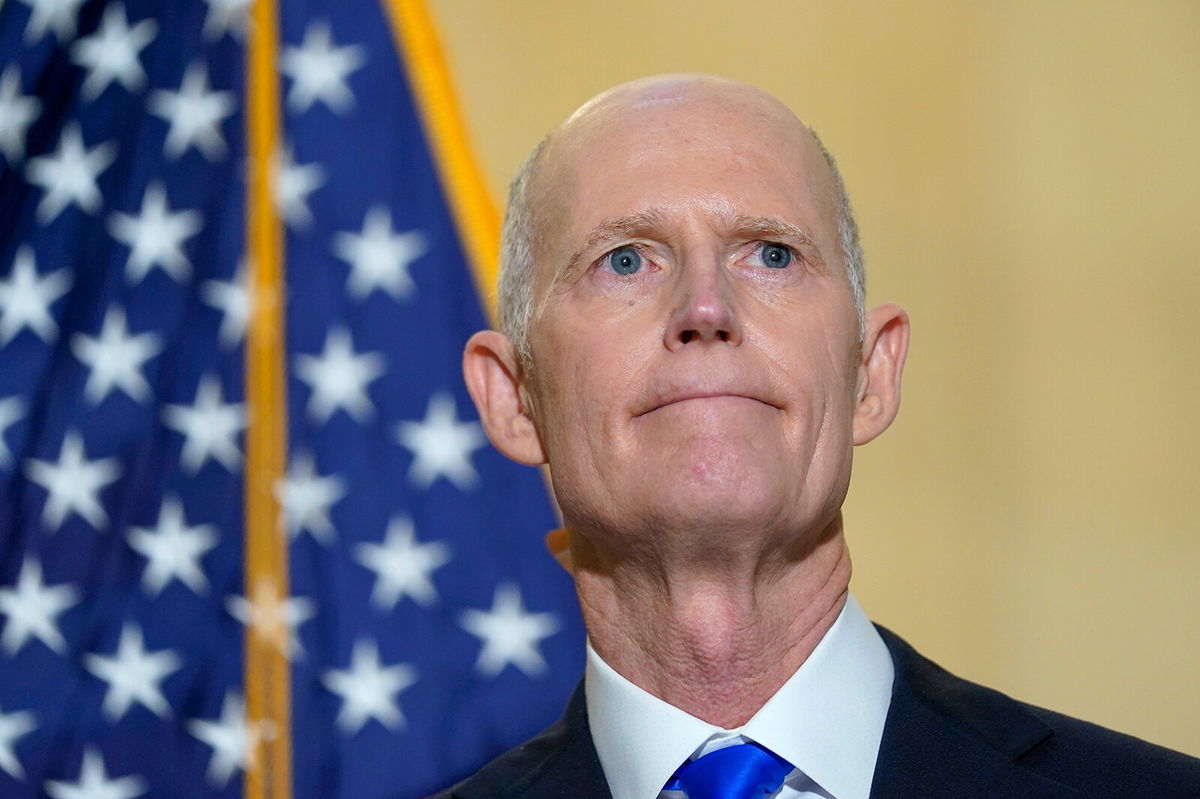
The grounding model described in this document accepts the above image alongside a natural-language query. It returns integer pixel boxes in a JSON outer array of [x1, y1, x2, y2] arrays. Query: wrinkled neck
[[571, 517, 851, 728]]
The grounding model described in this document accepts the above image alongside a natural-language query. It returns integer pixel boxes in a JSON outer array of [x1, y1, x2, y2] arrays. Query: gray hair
[[497, 139, 547, 368], [497, 128, 866, 366]]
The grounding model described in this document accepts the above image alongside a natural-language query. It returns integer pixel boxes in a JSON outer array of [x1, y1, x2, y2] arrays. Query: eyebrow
[[562, 209, 673, 276], [724, 214, 827, 271], [560, 208, 827, 276]]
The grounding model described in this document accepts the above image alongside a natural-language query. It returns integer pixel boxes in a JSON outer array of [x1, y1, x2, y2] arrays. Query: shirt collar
[[585, 594, 894, 799]]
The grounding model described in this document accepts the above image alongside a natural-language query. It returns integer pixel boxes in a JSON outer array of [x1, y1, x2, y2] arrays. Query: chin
[[648, 454, 792, 533]]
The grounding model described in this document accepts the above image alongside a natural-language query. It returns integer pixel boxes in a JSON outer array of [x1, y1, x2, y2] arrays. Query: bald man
[[435, 75, 1198, 799]]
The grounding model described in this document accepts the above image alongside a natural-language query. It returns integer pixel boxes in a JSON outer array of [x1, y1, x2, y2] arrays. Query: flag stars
[[70, 3, 157, 100], [321, 639, 417, 735], [461, 583, 560, 678], [273, 144, 325, 229], [108, 182, 202, 284], [26, 123, 116, 224], [127, 496, 218, 596], [199, 261, 250, 349], [0, 558, 80, 655], [25, 430, 121, 531], [0, 705, 36, 780], [149, 62, 236, 161], [333, 206, 427, 301], [274, 453, 346, 544], [187, 692, 262, 788], [0, 396, 24, 467], [201, 0, 251, 42], [226, 579, 315, 660], [281, 20, 365, 114], [354, 516, 450, 611], [294, 327, 385, 424], [84, 623, 181, 722], [395, 392, 486, 491], [17, 0, 87, 44], [71, 306, 162, 405], [162, 374, 246, 473], [0, 246, 72, 347], [0, 66, 42, 163], [45, 747, 147, 799]]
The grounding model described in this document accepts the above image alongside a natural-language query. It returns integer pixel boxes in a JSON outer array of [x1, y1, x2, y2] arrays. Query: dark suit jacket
[[434, 626, 1200, 798]]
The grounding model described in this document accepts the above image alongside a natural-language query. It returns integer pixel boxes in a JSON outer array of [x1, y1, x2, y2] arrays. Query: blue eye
[[606, 245, 643, 275], [759, 242, 792, 268]]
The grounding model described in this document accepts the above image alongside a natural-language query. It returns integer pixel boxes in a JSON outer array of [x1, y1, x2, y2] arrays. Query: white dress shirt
[[584, 594, 894, 799]]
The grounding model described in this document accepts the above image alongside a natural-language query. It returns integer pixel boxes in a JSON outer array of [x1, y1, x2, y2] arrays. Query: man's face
[[520, 80, 870, 557]]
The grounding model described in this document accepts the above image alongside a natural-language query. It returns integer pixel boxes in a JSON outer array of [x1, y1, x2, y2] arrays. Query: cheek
[[754, 323, 858, 446], [530, 330, 622, 447]]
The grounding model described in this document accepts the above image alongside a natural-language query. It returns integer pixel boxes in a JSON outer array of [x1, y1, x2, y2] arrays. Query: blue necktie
[[663, 741, 794, 799]]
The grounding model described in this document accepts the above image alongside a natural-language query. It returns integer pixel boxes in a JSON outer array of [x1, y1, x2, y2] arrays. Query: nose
[[663, 250, 743, 350]]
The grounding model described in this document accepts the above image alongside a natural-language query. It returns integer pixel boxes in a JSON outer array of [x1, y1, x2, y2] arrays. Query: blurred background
[[430, 0, 1200, 756], [0, 2, 1195, 796]]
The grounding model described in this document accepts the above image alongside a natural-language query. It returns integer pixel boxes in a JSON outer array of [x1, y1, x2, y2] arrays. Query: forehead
[[531, 80, 840, 265]]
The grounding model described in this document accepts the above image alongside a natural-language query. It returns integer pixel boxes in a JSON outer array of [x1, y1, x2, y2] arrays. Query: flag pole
[[382, 0, 501, 325], [245, 0, 292, 796]]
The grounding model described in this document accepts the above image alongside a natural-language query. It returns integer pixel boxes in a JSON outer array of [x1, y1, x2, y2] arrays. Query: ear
[[852, 304, 910, 445], [462, 330, 548, 465]]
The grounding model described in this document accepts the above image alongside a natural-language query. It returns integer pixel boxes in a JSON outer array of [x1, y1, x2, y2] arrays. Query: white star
[[273, 144, 325, 229], [162, 373, 246, 473], [332, 205, 427, 301], [280, 20, 365, 114], [84, 623, 181, 722], [0, 558, 79, 655], [321, 639, 417, 735], [395, 392, 486, 490], [201, 0, 251, 42], [71, 306, 162, 405], [148, 62, 235, 161], [108, 181, 202, 284], [0, 705, 36, 780], [460, 582, 560, 678], [226, 579, 315, 660], [0, 396, 23, 468], [273, 452, 346, 544], [188, 692, 262, 788], [199, 260, 250, 349], [354, 516, 450, 611], [45, 747, 147, 799], [0, 66, 42, 163], [294, 326, 385, 424], [0, 246, 72, 347], [25, 430, 121, 531], [127, 495, 218, 596], [25, 123, 116, 224], [18, 0, 86, 44], [70, 3, 157, 101]]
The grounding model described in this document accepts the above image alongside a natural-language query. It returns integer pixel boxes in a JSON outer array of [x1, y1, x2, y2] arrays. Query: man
[[440, 74, 1199, 798]]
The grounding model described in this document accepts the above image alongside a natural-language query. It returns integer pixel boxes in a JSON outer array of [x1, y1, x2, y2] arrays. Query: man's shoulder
[[876, 625, 1200, 797], [1018, 700, 1200, 793], [429, 684, 609, 799], [432, 628, 1198, 799]]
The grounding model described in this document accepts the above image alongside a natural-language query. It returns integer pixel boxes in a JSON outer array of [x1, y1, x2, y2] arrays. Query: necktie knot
[[664, 741, 793, 799]]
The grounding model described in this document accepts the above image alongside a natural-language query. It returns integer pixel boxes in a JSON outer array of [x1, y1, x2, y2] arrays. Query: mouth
[[636, 391, 777, 417]]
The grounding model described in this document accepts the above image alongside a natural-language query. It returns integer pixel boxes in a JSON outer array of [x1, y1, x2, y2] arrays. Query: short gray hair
[[497, 139, 547, 367], [497, 128, 866, 366]]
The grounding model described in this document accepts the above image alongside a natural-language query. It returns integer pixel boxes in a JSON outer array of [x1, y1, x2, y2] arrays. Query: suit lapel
[[508, 698, 612, 799], [450, 683, 613, 799], [870, 627, 1085, 799]]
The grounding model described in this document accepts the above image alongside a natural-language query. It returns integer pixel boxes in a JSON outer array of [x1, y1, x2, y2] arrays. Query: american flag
[[0, 0, 584, 797]]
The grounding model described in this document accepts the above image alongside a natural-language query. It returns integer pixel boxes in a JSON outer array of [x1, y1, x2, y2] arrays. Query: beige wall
[[429, 0, 1200, 756]]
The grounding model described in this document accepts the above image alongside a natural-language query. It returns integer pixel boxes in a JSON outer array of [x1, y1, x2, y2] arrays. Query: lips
[[635, 386, 779, 417]]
